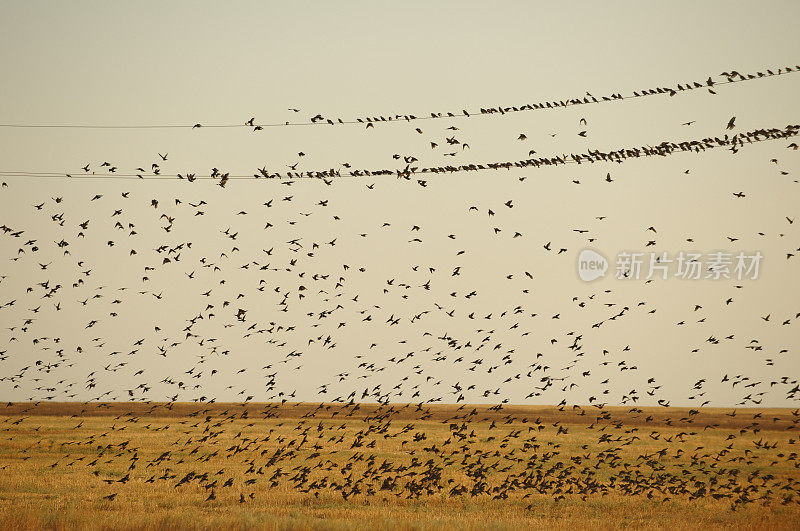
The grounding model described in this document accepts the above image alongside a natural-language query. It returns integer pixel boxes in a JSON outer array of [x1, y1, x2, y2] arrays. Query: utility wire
[[0, 65, 796, 131], [1, 124, 796, 182]]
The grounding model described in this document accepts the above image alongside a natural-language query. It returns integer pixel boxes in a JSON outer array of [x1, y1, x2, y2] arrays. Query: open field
[[0, 402, 799, 529]]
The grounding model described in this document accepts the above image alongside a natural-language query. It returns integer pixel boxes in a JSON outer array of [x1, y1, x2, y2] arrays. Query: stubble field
[[1, 402, 799, 529]]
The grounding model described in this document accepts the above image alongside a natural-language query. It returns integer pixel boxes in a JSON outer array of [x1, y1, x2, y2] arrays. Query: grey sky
[[1, 1, 799, 407]]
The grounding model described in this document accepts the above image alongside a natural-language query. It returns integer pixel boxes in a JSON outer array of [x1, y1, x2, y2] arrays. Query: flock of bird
[[1, 63, 785, 131], [1, 65, 799, 511]]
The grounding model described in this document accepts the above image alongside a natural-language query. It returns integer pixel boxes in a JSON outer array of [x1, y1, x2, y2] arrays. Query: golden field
[[1, 402, 799, 529]]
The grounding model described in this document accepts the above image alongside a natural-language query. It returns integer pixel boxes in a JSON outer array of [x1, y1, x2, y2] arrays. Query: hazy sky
[[1, 1, 799, 407]]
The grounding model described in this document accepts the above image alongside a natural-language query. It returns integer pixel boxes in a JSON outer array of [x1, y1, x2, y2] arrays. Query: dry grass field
[[1, 402, 799, 529]]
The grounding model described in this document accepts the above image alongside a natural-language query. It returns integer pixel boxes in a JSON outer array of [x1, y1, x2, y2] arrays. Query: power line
[[1, 124, 796, 182], [0, 65, 796, 131]]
